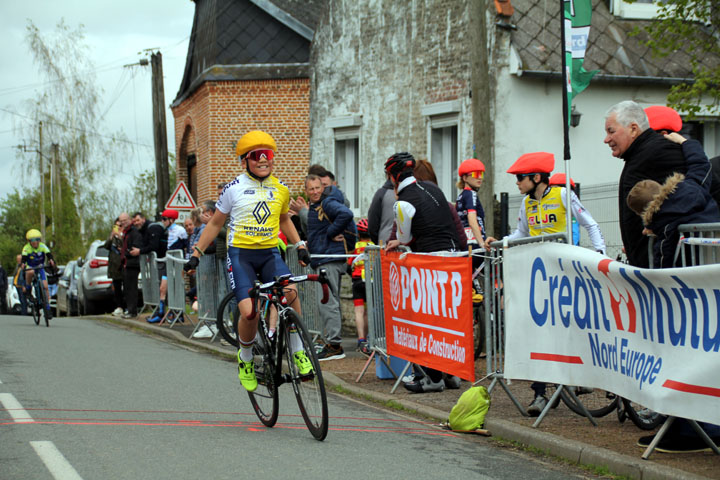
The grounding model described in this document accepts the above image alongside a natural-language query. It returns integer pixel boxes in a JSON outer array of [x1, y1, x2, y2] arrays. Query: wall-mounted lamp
[[570, 105, 582, 128]]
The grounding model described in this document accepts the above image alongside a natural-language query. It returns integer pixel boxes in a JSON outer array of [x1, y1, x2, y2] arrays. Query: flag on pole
[[563, 0, 598, 123]]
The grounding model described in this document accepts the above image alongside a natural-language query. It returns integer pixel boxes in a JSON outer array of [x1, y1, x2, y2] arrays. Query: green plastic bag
[[448, 386, 490, 432]]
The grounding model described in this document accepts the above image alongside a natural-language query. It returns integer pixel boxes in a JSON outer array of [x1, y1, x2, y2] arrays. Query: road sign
[[165, 181, 196, 210]]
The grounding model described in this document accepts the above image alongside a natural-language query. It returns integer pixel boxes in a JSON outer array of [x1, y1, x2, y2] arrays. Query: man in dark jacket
[[119, 212, 143, 318], [131, 211, 169, 323], [305, 175, 356, 361], [0, 263, 7, 314], [604, 100, 720, 268], [627, 133, 720, 268]]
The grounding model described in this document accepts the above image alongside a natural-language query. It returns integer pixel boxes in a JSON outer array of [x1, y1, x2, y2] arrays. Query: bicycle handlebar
[[246, 268, 329, 321]]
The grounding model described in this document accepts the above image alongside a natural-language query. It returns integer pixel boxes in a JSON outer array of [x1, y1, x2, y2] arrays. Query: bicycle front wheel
[[247, 314, 279, 428], [216, 292, 239, 347], [31, 285, 40, 326], [38, 284, 50, 327], [622, 398, 664, 430], [560, 386, 618, 418], [283, 309, 328, 441]]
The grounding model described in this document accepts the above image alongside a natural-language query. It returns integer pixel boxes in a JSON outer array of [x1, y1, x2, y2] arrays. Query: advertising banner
[[503, 242, 720, 425], [382, 251, 475, 381]]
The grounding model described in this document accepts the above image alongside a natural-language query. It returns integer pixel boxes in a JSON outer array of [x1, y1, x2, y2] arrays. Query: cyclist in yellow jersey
[[21, 229, 57, 319], [487, 151, 606, 416], [185, 131, 311, 392]]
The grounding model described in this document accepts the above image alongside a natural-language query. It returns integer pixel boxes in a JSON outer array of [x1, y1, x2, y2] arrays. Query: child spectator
[[456, 158, 487, 277], [626, 132, 720, 268], [348, 218, 374, 355]]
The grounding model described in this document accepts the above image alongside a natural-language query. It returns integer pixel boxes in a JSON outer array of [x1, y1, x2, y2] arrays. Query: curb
[[91, 315, 710, 480]]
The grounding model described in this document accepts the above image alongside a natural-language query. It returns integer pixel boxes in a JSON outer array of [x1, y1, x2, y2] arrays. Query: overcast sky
[[0, 1, 196, 202]]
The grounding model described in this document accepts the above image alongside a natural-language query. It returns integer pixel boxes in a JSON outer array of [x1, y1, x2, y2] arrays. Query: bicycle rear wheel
[[560, 386, 618, 418], [216, 292, 239, 347], [283, 309, 328, 441], [247, 311, 279, 428], [622, 398, 664, 430]]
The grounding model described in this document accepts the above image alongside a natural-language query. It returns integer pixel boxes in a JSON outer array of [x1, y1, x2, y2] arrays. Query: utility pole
[[51, 143, 60, 240], [38, 121, 45, 238], [150, 51, 170, 215]]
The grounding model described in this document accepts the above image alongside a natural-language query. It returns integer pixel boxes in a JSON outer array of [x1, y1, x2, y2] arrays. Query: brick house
[[171, 0, 323, 206]]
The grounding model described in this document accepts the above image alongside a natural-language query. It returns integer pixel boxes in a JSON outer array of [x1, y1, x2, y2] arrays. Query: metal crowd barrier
[[190, 254, 229, 341], [139, 252, 160, 315], [164, 249, 193, 328], [675, 222, 720, 267], [286, 246, 323, 338], [641, 223, 720, 459], [480, 233, 601, 428]]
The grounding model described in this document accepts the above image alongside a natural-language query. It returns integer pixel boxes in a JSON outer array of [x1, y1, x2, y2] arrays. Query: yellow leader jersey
[[216, 173, 290, 249], [525, 186, 567, 237]]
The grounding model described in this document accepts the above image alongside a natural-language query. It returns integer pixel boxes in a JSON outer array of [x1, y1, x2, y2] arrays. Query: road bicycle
[[617, 397, 665, 430], [24, 265, 54, 327], [543, 384, 619, 418], [218, 270, 331, 440]]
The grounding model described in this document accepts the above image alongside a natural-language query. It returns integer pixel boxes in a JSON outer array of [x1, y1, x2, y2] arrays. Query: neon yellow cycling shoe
[[237, 353, 258, 392], [293, 351, 314, 375]]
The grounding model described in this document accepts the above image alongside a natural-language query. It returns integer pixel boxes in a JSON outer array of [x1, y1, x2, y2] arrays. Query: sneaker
[[527, 395, 548, 417], [317, 343, 345, 361], [147, 315, 162, 324], [219, 338, 231, 347], [404, 375, 445, 393], [402, 373, 422, 383], [356, 341, 371, 356], [112, 307, 123, 316], [192, 325, 212, 339], [314, 339, 326, 354], [638, 433, 720, 453], [293, 351, 314, 375], [121, 312, 137, 319], [443, 375, 462, 389], [237, 354, 258, 392]]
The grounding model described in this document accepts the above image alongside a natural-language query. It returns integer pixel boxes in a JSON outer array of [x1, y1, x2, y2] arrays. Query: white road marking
[[0, 392, 34, 423], [30, 441, 84, 480]]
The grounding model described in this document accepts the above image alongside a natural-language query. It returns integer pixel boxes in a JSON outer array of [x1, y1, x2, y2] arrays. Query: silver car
[[56, 260, 81, 316], [77, 240, 113, 315]]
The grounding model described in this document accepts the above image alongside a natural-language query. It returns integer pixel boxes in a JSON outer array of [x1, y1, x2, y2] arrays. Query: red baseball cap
[[548, 173, 576, 188], [645, 106, 682, 133], [161, 209, 179, 220], [507, 152, 554, 175]]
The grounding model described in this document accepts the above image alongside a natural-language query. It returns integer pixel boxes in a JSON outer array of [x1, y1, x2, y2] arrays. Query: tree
[[130, 153, 177, 218], [17, 19, 133, 244], [636, 0, 720, 117]]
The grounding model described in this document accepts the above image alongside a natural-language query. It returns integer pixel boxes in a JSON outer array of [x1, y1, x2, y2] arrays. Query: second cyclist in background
[[185, 130, 311, 392], [21, 228, 56, 320]]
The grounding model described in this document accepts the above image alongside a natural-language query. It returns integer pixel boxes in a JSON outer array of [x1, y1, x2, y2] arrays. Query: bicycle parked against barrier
[[219, 270, 331, 440], [24, 264, 55, 327]]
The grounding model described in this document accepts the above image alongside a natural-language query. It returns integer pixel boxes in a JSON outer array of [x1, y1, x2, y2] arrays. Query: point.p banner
[[382, 251, 474, 382]]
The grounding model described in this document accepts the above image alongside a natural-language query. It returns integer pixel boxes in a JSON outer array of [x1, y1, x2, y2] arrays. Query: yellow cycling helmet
[[26, 228, 42, 241], [235, 130, 277, 158]]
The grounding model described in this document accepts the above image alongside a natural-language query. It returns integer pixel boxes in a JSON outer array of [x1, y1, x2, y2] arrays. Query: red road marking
[[530, 352, 583, 364]]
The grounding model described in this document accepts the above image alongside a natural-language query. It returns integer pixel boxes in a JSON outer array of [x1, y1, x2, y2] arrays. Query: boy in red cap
[[487, 151, 606, 416]]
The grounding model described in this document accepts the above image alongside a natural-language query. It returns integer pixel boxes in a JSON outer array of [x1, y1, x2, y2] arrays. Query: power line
[[0, 107, 153, 149]]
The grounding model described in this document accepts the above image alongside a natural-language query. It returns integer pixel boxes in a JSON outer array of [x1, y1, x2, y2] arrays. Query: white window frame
[[423, 100, 462, 202], [610, 0, 663, 20], [333, 126, 361, 215]]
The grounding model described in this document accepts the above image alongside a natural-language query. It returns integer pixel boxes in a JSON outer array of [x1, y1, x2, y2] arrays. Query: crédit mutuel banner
[[382, 251, 475, 381], [504, 242, 720, 425]]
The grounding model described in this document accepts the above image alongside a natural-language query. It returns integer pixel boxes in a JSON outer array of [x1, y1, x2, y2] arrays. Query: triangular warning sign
[[165, 181, 196, 209]]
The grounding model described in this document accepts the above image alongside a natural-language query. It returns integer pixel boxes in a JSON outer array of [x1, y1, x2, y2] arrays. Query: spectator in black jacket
[[131, 211, 169, 323], [0, 263, 7, 314], [603, 100, 720, 268], [103, 217, 125, 316], [119, 212, 143, 319], [367, 177, 395, 246]]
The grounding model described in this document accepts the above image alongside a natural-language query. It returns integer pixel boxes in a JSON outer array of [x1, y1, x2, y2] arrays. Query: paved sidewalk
[[92, 313, 716, 480]]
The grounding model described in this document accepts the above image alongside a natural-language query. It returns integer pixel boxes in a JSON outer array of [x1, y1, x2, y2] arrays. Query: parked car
[[77, 240, 113, 315], [56, 260, 80, 316], [5, 276, 22, 315]]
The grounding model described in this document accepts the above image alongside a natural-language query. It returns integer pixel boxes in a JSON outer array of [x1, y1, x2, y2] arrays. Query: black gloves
[[298, 247, 311, 266], [184, 256, 199, 272]]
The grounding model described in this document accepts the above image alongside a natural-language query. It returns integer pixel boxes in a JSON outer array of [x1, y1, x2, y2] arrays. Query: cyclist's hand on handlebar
[[184, 256, 199, 272], [297, 247, 310, 267]]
